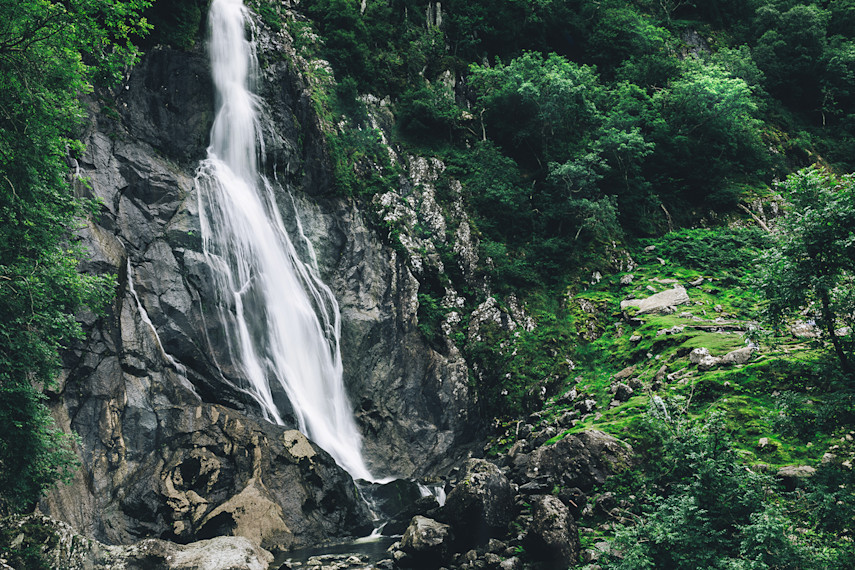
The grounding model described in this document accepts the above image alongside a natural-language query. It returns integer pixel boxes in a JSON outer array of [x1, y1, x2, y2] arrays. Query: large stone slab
[[621, 285, 691, 314]]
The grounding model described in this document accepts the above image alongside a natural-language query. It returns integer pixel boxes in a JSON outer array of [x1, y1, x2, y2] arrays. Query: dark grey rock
[[397, 516, 454, 568], [442, 459, 514, 546], [612, 382, 634, 402], [511, 431, 634, 492], [523, 495, 580, 570]]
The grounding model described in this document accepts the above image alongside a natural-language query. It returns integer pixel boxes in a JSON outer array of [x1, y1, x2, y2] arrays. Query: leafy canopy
[[760, 167, 855, 374], [0, 0, 150, 514]]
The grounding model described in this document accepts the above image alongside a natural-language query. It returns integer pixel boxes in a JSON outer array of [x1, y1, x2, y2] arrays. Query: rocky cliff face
[[44, 13, 477, 550]]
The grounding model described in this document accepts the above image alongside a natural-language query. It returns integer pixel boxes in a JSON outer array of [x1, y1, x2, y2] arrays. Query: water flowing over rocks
[[45, 5, 477, 553]]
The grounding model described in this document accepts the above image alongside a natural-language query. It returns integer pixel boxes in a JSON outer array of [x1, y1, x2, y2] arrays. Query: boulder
[[613, 365, 636, 380], [612, 382, 634, 402], [443, 459, 514, 545], [620, 286, 690, 315], [396, 516, 454, 568], [114, 537, 273, 570], [689, 347, 721, 370], [512, 431, 634, 492], [720, 346, 755, 365], [524, 495, 580, 569], [777, 465, 817, 491], [789, 321, 820, 339]]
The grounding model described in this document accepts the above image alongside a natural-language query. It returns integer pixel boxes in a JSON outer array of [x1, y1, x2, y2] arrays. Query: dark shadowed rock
[[511, 430, 634, 492], [777, 465, 817, 491], [396, 516, 454, 568], [524, 495, 580, 569], [442, 459, 514, 546]]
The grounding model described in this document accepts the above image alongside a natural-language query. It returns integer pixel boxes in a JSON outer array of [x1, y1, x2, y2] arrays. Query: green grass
[[485, 231, 850, 474]]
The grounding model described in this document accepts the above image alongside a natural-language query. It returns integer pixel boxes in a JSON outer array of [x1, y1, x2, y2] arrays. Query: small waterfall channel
[[195, 0, 376, 482]]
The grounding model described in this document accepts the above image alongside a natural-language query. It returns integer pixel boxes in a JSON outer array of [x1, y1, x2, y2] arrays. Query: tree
[[608, 411, 809, 569], [646, 60, 765, 210], [0, 0, 150, 514], [760, 167, 855, 374]]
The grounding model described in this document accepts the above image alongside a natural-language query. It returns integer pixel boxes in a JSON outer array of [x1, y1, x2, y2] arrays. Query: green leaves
[[760, 167, 855, 373], [608, 412, 809, 570], [0, 0, 148, 514]]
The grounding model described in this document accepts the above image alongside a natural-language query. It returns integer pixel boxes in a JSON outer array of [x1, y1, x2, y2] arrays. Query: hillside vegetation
[[257, 0, 855, 565], [2, 0, 854, 567]]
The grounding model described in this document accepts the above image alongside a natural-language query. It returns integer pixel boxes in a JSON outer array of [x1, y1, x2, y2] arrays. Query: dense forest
[[2, 0, 855, 568]]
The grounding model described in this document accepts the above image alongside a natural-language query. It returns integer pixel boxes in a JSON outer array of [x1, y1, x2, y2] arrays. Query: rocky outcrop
[[690, 346, 756, 370], [46, 9, 477, 551]]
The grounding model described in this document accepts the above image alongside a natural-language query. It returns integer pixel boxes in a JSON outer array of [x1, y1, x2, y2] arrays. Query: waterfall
[[195, 0, 375, 482]]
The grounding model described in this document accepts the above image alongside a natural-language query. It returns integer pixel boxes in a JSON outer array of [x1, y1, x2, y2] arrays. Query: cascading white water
[[195, 0, 374, 482]]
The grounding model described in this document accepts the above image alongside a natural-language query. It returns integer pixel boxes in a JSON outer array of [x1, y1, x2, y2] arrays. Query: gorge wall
[[43, 9, 478, 551]]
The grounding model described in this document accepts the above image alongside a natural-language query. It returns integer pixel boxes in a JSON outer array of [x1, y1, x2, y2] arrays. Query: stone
[[776, 465, 817, 491], [620, 274, 634, 285], [397, 516, 454, 568], [443, 459, 514, 545], [512, 431, 634, 492], [523, 495, 580, 569], [612, 383, 634, 402], [557, 411, 578, 428], [0, 514, 273, 570], [575, 399, 597, 414], [613, 366, 636, 380], [558, 487, 587, 517], [720, 346, 755, 365], [789, 321, 820, 338], [689, 347, 721, 370], [620, 286, 691, 315]]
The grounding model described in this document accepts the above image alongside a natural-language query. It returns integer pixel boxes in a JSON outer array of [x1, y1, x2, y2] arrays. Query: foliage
[[142, 0, 205, 48], [645, 59, 767, 212], [651, 227, 769, 273], [0, 0, 145, 513], [467, 308, 575, 418], [606, 411, 810, 569], [0, 518, 57, 570], [760, 167, 855, 374]]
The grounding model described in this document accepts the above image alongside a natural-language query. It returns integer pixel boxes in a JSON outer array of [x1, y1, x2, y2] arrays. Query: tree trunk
[[821, 291, 852, 374]]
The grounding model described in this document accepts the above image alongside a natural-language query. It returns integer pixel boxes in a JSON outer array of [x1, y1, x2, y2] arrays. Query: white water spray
[[195, 0, 374, 482]]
